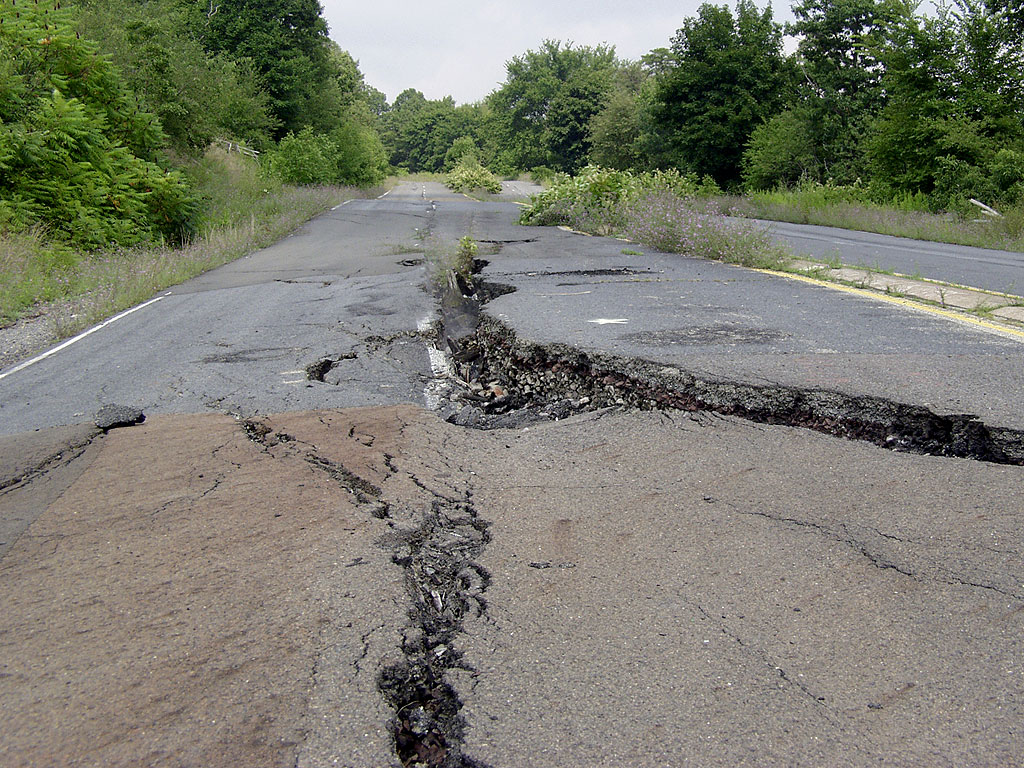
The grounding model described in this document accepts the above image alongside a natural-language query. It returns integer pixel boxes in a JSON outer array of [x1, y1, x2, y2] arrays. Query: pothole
[[305, 353, 357, 382]]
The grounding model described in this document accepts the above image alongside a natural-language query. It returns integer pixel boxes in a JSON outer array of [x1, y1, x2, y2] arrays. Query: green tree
[[381, 92, 486, 173], [787, 0, 903, 183], [194, 0, 332, 137], [742, 109, 821, 188], [487, 40, 618, 173], [72, 0, 277, 152], [650, 0, 794, 186], [867, 0, 1024, 206], [588, 62, 652, 170]]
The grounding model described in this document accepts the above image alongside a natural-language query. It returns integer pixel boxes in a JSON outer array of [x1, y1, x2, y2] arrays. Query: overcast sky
[[320, 0, 797, 106]]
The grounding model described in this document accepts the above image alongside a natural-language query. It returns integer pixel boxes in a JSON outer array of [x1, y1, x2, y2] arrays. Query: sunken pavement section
[[2, 400, 1024, 766]]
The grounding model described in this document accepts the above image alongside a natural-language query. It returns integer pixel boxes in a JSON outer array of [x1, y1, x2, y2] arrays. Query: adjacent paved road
[[2, 183, 1022, 767], [760, 218, 1024, 296]]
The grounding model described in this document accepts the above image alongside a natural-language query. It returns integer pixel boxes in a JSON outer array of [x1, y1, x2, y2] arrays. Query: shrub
[[519, 165, 785, 266], [445, 159, 501, 194], [624, 191, 784, 267], [265, 128, 337, 185], [0, 0, 197, 247]]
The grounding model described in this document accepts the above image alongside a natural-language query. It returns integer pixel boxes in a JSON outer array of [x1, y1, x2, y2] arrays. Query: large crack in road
[[431, 266, 1024, 466], [378, 495, 492, 768], [364, 245, 1024, 766]]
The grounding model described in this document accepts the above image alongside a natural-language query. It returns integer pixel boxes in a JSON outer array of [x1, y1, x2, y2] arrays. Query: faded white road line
[[0, 294, 169, 382]]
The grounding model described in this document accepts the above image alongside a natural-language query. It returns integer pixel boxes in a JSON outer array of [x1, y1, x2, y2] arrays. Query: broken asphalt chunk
[[94, 404, 145, 431]]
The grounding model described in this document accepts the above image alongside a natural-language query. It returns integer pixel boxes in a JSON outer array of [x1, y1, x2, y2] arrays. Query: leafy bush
[[445, 159, 501, 194], [519, 165, 784, 266], [529, 166, 556, 185], [519, 165, 637, 233], [519, 165, 722, 234], [0, 0, 197, 247], [742, 110, 821, 190], [265, 125, 387, 187], [264, 128, 337, 185]]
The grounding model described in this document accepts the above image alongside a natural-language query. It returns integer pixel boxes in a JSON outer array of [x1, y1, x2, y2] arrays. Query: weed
[[425, 235, 479, 291], [519, 166, 789, 269]]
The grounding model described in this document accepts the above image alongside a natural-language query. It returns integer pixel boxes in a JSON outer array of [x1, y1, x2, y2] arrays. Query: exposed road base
[[439, 312, 1024, 465]]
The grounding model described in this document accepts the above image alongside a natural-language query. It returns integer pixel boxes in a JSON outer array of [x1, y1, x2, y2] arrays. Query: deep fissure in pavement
[[377, 497, 493, 768], [240, 416, 491, 766], [433, 272, 1024, 464]]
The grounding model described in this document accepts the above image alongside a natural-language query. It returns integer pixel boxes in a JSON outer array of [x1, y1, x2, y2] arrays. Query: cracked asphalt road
[[2, 182, 1023, 766]]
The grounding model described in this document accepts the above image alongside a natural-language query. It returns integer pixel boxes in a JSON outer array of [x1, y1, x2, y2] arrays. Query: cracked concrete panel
[[0, 411, 408, 768], [453, 410, 1024, 767]]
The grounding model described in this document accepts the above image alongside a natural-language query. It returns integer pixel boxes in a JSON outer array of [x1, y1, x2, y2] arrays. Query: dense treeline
[[380, 0, 1019, 214], [1, 0, 388, 248], [3, 0, 1023, 256], [385, 0, 1024, 214]]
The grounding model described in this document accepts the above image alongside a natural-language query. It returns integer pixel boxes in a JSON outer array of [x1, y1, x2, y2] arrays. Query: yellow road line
[[753, 267, 1024, 342]]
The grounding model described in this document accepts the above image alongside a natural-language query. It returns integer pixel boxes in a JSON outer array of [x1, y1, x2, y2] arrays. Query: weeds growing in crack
[[378, 498, 492, 768]]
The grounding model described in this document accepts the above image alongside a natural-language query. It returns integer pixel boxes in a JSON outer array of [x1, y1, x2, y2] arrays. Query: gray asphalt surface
[[441, 190, 1024, 431], [452, 409, 1024, 766], [0, 189, 438, 436], [759, 218, 1024, 296], [3, 181, 1024, 767]]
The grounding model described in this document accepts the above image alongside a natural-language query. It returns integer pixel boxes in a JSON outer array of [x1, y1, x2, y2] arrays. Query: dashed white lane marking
[[588, 318, 629, 325], [0, 294, 169, 382]]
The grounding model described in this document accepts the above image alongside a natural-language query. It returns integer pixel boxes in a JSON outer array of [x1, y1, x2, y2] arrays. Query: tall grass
[[1, 148, 373, 337], [725, 185, 1024, 252]]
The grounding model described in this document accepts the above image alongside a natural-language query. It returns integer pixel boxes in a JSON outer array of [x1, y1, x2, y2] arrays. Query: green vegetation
[[1, 148, 361, 329], [425, 234, 479, 291], [723, 181, 1024, 251], [4, 0, 1024, 345], [1, 0, 196, 247], [445, 159, 502, 195], [1, 0, 392, 333], [520, 166, 785, 268]]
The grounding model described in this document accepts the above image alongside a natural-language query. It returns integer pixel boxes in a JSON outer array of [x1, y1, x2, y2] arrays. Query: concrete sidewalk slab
[[793, 258, 1024, 315]]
